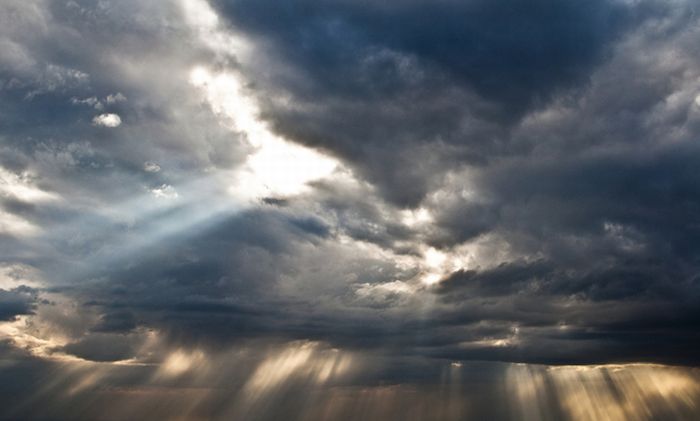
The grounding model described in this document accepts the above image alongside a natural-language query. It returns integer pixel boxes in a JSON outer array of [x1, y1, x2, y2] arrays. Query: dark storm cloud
[[211, 0, 666, 205], [217, 0, 633, 109], [4, 1, 700, 417], [0, 286, 38, 320], [429, 256, 700, 364], [426, 143, 700, 256], [1, 0, 700, 399], [48, 207, 412, 352], [207, 0, 700, 367]]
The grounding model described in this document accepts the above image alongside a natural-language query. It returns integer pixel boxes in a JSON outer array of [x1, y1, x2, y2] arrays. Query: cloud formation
[[1, 0, 700, 418], [92, 113, 121, 128]]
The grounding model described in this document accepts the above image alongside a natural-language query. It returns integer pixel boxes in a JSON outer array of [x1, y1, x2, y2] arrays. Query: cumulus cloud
[[91, 113, 121, 127]]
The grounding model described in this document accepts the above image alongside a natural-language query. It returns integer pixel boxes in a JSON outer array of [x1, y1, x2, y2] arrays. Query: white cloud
[[92, 113, 122, 128], [189, 67, 338, 200], [0, 167, 57, 202]]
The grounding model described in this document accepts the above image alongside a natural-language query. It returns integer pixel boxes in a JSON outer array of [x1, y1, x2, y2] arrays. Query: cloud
[[208, 0, 657, 206], [143, 161, 161, 173], [0, 286, 38, 321], [105, 92, 126, 104], [149, 183, 178, 199], [91, 113, 122, 128], [1, 1, 700, 416]]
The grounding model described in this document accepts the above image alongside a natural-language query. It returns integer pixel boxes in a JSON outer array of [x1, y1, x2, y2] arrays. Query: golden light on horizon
[[508, 363, 700, 421]]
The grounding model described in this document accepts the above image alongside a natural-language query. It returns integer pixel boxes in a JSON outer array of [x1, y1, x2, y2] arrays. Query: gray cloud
[[0, 286, 38, 320], [1, 0, 700, 418], [210, 0, 673, 205]]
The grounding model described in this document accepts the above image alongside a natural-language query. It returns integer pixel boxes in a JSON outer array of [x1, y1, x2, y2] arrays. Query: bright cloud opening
[[189, 66, 338, 200]]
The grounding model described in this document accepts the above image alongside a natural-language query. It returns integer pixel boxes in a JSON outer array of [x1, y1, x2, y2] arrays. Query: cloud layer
[[1, 0, 700, 418]]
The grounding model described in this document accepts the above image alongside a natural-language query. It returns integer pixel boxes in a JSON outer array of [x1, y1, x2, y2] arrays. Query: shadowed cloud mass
[[1, 0, 700, 419]]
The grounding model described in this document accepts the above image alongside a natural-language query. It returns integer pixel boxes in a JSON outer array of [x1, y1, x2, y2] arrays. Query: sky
[[1, 0, 700, 419]]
